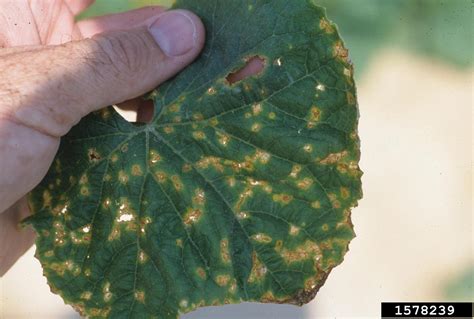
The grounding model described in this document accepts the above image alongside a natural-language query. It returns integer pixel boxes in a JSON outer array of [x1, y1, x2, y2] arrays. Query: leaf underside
[[26, 1, 362, 318]]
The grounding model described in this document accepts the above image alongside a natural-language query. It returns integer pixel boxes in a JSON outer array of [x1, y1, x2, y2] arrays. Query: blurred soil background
[[1, 0, 472, 318]]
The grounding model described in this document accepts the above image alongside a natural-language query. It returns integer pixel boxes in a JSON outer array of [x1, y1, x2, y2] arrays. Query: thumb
[[0, 9, 205, 137]]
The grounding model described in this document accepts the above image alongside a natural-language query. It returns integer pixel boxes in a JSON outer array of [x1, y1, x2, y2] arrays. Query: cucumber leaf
[[26, 1, 362, 318]]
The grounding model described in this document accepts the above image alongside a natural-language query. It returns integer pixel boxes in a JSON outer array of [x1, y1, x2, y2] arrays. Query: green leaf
[[26, 1, 362, 318]]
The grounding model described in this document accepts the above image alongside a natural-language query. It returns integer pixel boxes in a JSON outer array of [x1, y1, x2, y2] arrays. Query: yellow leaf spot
[[308, 106, 321, 122], [280, 240, 322, 264], [290, 165, 302, 178], [349, 161, 359, 170], [118, 170, 128, 184], [207, 87, 216, 95], [131, 164, 143, 176], [251, 123, 262, 132], [328, 193, 341, 209], [289, 224, 300, 236], [179, 299, 189, 309], [138, 250, 148, 264], [297, 178, 313, 190], [251, 233, 272, 244], [340, 187, 350, 199], [248, 251, 267, 283], [303, 144, 313, 153], [134, 290, 145, 303], [311, 201, 321, 209], [347, 91, 356, 105], [237, 211, 250, 219], [155, 171, 167, 183], [273, 193, 293, 205], [220, 239, 231, 263], [275, 240, 283, 252], [117, 198, 135, 223], [80, 186, 90, 196], [87, 148, 101, 163], [121, 144, 128, 153], [193, 188, 206, 205], [169, 103, 181, 113], [268, 112, 276, 120], [336, 209, 352, 229], [319, 17, 334, 33], [193, 113, 204, 121], [196, 267, 206, 280], [107, 228, 120, 241], [218, 132, 230, 146], [229, 279, 238, 294], [182, 163, 192, 173], [322, 224, 329, 231], [196, 156, 224, 172], [111, 154, 119, 163], [344, 67, 352, 77], [255, 150, 271, 164], [81, 291, 92, 300], [171, 175, 183, 191], [209, 118, 219, 126], [176, 239, 183, 248], [183, 208, 202, 225], [149, 150, 161, 164], [193, 131, 206, 140], [333, 40, 349, 62], [235, 188, 253, 210], [252, 103, 263, 116], [227, 177, 236, 187], [319, 151, 348, 165], [103, 282, 112, 302], [215, 274, 230, 287], [43, 190, 53, 207], [163, 126, 175, 134], [79, 174, 88, 185]]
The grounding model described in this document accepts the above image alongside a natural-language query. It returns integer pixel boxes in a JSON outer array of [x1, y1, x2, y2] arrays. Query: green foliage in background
[[444, 266, 474, 302], [78, 0, 174, 18], [27, 0, 362, 318], [317, 0, 472, 72]]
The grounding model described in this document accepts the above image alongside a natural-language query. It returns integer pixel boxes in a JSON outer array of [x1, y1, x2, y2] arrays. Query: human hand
[[0, 0, 205, 275]]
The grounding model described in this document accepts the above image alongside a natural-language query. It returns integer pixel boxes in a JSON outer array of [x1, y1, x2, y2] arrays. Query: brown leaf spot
[[248, 251, 267, 283], [183, 208, 202, 225], [319, 151, 348, 165], [220, 239, 231, 264], [131, 164, 143, 176], [273, 193, 293, 205], [87, 148, 101, 162], [251, 233, 272, 244], [215, 274, 231, 286]]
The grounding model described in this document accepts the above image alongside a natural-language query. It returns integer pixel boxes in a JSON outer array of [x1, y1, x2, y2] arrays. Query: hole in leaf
[[226, 56, 266, 84], [88, 149, 101, 162], [113, 98, 154, 123]]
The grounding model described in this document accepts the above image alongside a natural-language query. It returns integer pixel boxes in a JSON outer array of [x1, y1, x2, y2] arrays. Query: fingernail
[[148, 11, 197, 57]]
